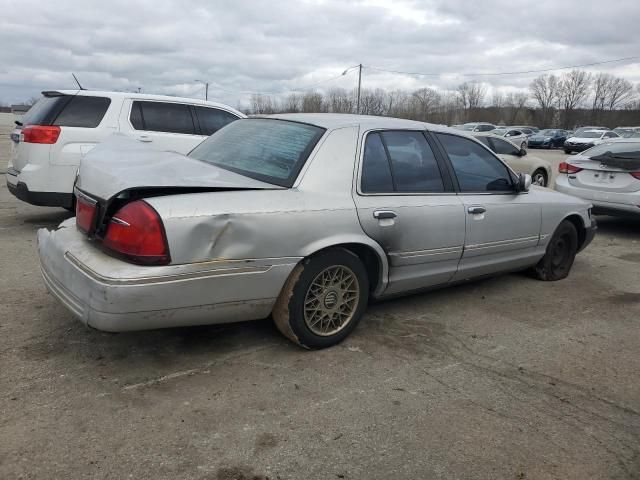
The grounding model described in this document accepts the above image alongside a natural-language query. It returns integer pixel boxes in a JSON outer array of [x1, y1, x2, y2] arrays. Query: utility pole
[[205, 82, 209, 101], [356, 64, 362, 114]]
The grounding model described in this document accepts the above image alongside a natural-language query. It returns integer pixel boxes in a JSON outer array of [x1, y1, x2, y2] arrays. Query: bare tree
[[558, 70, 592, 128], [457, 82, 486, 120], [301, 91, 325, 112], [251, 94, 275, 114], [282, 93, 301, 113], [326, 88, 353, 113], [530, 74, 560, 127], [604, 76, 635, 110], [358, 89, 386, 116], [411, 87, 441, 121]]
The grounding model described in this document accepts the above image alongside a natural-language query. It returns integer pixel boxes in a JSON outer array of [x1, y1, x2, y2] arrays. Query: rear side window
[[437, 133, 514, 192], [21, 96, 64, 126], [53, 96, 111, 128], [130, 101, 195, 134], [361, 130, 445, 193], [361, 133, 394, 193], [195, 107, 239, 135]]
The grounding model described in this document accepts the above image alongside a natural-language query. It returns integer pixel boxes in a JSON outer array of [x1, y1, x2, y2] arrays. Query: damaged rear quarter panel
[[145, 126, 388, 275]]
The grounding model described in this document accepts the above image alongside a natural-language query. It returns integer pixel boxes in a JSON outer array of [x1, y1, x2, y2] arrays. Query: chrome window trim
[[355, 128, 453, 198]]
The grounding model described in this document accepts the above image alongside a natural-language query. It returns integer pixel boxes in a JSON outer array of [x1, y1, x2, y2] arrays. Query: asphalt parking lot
[[1, 126, 639, 479]]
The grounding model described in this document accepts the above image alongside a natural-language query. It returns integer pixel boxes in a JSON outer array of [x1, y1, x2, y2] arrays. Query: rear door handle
[[467, 206, 486, 214], [138, 136, 152, 142], [373, 210, 397, 220]]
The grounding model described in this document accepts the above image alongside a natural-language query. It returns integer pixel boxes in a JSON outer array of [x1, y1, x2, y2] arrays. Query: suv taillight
[[558, 162, 583, 174], [22, 125, 61, 144], [76, 193, 98, 233], [103, 200, 170, 265]]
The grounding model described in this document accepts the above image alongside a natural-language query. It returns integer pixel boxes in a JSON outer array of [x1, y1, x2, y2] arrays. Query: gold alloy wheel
[[303, 265, 360, 336]]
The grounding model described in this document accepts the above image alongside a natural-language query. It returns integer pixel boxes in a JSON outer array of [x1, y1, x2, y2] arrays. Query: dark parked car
[[528, 129, 568, 149]]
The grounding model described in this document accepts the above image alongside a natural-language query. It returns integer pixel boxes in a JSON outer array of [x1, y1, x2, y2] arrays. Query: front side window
[[489, 137, 520, 156], [189, 118, 325, 187], [130, 101, 195, 134], [361, 130, 445, 193], [195, 107, 239, 135], [437, 133, 514, 192]]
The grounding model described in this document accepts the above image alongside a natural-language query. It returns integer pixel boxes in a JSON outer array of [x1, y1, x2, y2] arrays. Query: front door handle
[[467, 206, 486, 214], [373, 210, 397, 220], [138, 135, 153, 143]]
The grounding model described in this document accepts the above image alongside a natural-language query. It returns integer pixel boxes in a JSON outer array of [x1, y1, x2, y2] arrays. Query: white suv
[[6, 90, 244, 209]]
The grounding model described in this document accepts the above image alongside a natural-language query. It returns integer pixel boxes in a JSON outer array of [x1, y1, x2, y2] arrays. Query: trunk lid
[[567, 158, 640, 193], [75, 134, 282, 201]]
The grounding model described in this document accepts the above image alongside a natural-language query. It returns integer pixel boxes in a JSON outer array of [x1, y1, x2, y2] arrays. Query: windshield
[[583, 142, 640, 158], [579, 131, 604, 139], [188, 118, 326, 187], [540, 129, 556, 136]]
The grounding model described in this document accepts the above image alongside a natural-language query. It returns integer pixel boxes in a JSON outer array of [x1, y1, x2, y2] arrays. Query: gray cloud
[[0, 0, 639, 107]]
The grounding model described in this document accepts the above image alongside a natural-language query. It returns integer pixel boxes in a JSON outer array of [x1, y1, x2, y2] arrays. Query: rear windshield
[[188, 118, 326, 187], [20, 94, 110, 128], [580, 131, 604, 138], [583, 142, 640, 158]]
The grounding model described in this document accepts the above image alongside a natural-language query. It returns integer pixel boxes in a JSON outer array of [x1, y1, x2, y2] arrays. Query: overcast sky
[[1, 0, 639, 108]]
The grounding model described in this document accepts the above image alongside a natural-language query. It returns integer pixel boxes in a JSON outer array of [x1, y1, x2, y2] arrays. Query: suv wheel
[[273, 248, 369, 349]]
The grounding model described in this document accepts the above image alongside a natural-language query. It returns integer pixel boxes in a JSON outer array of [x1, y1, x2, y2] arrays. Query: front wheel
[[521, 141, 527, 150], [531, 220, 578, 281], [272, 248, 369, 349], [532, 169, 548, 187], [564, 149, 571, 154]]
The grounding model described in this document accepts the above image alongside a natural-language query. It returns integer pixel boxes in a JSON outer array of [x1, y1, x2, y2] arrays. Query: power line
[[365, 55, 640, 78], [204, 65, 360, 97]]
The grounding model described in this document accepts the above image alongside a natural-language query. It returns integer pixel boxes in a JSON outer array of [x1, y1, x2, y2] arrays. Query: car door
[[353, 130, 465, 295], [124, 100, 205, 154], [433, 132, 541, 280]]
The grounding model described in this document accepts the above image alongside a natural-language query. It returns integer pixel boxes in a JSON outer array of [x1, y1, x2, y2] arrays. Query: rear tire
[[531, 220, 578, 281], [272, 248, 369, 349], [521, 141, 527, 150], [564, 149, 571, 154]]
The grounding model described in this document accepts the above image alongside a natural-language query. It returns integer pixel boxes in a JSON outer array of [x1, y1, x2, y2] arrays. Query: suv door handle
[[373, 210, 397, 220], [467, 206, 486, 214], [138, 136, 152, 142]]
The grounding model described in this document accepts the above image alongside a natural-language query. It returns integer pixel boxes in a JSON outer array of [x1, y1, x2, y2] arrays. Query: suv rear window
[[52, 96, 111, 128], [21, 94, 110, 128]]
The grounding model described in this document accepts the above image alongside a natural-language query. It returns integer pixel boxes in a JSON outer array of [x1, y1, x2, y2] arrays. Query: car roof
[[260, 113, 455, 133], [45, 89, 245, 116]]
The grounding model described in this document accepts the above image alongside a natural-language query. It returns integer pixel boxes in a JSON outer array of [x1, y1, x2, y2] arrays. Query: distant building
[[11, 104, 30, 115]]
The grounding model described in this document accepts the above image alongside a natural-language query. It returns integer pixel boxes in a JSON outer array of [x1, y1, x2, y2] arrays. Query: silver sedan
[[38, 114, 596, 349]]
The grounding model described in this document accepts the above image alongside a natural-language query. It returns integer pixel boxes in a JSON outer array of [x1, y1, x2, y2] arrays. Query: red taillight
[[558, 162, 583, 174], [75, 194, 98, 233], [103, 200, 170, 265], [22, 125, 60, 144], [631, 172, 640, 180]]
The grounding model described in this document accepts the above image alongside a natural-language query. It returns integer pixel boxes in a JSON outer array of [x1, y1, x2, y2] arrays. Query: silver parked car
[[38, 114, 596, 349], [555, 140, 640, 216], [489, 128, 529, 150]]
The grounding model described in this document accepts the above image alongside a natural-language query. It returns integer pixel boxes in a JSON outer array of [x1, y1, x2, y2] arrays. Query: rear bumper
[[6, 169, 74, 208], [37, 221, 299, 332], [555, 177, 640, 216]]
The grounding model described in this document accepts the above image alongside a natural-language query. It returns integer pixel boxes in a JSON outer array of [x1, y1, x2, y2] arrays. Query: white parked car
[[555, 140, 640, 216], [490, 127, 529, 150], [563, 129, 619, 154], [6, 90, 244, 209], [455, 122, 497, 132]]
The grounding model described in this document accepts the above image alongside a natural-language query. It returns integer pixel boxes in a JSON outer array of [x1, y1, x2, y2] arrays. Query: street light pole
[[356, 64, 362, 114], [194, 80, 209, 101]]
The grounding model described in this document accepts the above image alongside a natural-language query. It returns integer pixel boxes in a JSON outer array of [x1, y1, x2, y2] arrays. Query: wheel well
[[564, 214, 586, 249], [310, 243, 382, 293]]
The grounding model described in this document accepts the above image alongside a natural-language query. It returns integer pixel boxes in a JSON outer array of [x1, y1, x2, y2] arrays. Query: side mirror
[[518, 148, 527, 157], [517, 173, 532, 192]]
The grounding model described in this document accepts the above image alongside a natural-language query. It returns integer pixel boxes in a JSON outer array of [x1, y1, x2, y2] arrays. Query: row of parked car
[[4, 89, 637, 350]]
